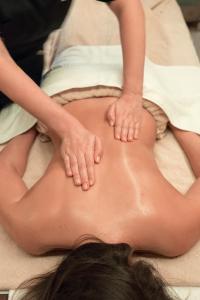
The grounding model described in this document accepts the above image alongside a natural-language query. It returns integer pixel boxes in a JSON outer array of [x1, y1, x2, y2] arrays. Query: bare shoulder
[[125, 183, 200, 257], [147, 198, 200, 257]]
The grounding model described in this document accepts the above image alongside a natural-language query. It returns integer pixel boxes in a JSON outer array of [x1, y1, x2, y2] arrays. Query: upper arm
[[0, 159, 43, 255], [155, 210, 200, 257], [105, 0, 144, 17], [0, 162, 27, 211], [136, 210, 200, 258], [0, 38, 10, 58]]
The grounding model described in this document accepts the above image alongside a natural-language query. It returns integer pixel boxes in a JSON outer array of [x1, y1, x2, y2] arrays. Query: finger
[[107, 104, 116, 127], [85, 152, 95, 186], [70, 155, 82, 186], [134, 122, 141, 139], [127, 126, 134, 142], [77, 153, 89, 191], [94, 136, 103, 164], [60, 145, 72, 177], [121, 121, 129, 142], [114, 123, 122, 140], [64, 155, 73, 177]]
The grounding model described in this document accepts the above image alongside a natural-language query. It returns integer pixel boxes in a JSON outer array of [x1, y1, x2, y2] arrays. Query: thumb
[[107, 103, 116, 127], [94, 136, 103, 164]]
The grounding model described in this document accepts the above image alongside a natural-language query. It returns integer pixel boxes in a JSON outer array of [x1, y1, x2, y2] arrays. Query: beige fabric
[[37, 89, 168, 140], [143, 99, 168, 139], [0, 0, 200, 290], [43, 0, 199, 69]]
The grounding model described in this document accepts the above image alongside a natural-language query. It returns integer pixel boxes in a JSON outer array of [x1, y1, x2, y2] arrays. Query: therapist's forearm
[[0, 41, 75, 138], [110, 0, 145, 96]]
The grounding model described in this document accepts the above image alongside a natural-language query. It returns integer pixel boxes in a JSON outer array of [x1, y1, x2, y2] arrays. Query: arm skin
[[106, 0, 146, 141], [0, 40, 76, 136], [109, 0, 145, 96], [0, 39, 103, 190]]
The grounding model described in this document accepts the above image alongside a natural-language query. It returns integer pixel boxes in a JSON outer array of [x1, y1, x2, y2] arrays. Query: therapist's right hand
[[60, 119, 103, 191]]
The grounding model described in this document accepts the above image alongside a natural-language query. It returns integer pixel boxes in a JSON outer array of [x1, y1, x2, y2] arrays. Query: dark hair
[[18, 242, 179, 300]]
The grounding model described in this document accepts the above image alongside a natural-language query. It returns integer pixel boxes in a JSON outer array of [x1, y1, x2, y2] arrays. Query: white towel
[[0, 104, 36, 144], [42, 45, 200, 134], [1, 44, 200, 144]]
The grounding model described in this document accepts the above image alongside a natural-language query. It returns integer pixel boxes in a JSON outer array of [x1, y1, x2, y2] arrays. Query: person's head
[[19, 242, 179, 300]]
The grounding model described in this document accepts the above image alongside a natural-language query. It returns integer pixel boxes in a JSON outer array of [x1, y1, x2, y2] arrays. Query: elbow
[[21, 235, 51, 256], [166, 235, 196, 258], [16, 232, 48, 256], [21, 242, 46, 256], [165, 246, 189, 258], [13, 221, 50, 256]]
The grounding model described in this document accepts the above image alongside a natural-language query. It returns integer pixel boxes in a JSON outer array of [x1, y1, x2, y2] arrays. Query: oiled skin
[[0, 97, 200, 256]]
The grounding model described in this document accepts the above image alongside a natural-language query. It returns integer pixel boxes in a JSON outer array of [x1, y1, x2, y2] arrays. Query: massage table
[[0, 0, 200, 298]]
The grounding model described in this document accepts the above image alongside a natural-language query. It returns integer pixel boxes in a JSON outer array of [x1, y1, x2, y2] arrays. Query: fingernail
[[83, 183, 89, 190], [76, 180, 81, 186], [89, 180, 94, 186], [96, 156, 101, 163], [110, 121, 114, 126]]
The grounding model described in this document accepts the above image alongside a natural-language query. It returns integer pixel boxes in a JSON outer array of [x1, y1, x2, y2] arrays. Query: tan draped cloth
[[0, 0, 200, 290]]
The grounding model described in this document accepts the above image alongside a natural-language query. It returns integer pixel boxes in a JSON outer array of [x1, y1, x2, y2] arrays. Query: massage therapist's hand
[[60, 119, 103, 191], [0, 39, 103, 191], [107, 93, 143, 141]]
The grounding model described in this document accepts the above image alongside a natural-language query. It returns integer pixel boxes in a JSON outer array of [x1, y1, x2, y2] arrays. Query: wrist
[[122, 79, 143, 98], [122, 86, 143, 96], [51, 109, 77, 139], [121, 91, 143, 102]]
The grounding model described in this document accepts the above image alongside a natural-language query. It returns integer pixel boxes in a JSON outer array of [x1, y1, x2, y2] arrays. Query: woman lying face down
[[19, 242, 177, 300], [0, 97, 199, 299], [0, 97, 200, 258]]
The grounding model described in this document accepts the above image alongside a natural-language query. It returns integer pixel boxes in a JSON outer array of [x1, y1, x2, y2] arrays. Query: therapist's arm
[[0, 39, 103, 191], [107, 0, 145, 141]]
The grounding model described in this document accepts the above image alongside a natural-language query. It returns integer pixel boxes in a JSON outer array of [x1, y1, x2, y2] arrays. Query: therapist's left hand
[[107, 93, 143, 142]]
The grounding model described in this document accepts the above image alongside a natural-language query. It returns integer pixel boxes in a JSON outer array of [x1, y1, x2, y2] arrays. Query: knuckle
[[74, 174, 80, 181], [135, 119, 141, 125], [86, 159, 93, 167], [71, 162, 78, 169], [78, 164, 86, 172], [72, 171, 79, 178], [81, 174, 88, 182], [80, 169, 88, 178], [63, 157, 70, 165], [65, 163, 71, 170], [115, 125, 121, 130], [88, 165, 94, 175], [69, 152, 76, 160]]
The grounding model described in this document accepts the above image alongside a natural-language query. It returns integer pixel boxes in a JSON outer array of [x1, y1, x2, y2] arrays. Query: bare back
[[19, 97, 187, 256]]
